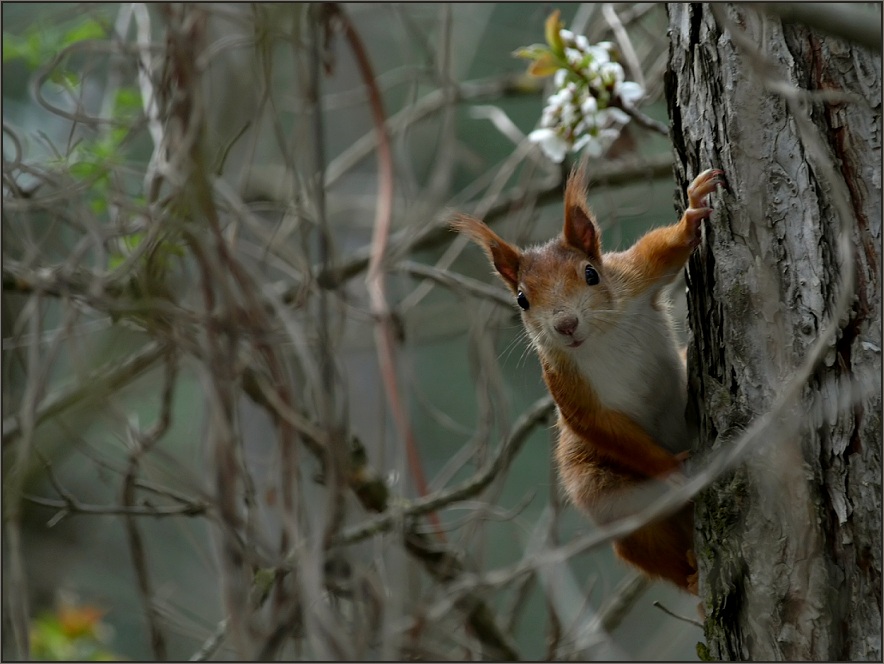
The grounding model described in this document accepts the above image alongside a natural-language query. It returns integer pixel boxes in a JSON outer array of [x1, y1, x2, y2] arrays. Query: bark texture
[[666, 4, 881, 660]]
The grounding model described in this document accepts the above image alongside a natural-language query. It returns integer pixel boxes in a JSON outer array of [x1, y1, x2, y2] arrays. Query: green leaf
[[90, 197, 108, 215], [2, 34, 27, 62], [49, 69, 80, 88], [122, 232, 145, 253], [69, 160, 105, 180], [545, 9, 565, 57], [114, 87, 142, 114], [512, 43, 550, 61], [27, 31, 42, 61], [62, 19, 106, 46], [107, 253, 125, 270]]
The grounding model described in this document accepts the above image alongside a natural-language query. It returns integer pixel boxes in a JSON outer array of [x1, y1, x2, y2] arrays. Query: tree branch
[[749, 2, 882, 50]]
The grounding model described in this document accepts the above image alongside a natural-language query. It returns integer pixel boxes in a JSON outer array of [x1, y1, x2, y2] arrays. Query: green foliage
[[63, 125, 129, 220], [3, 16, 107, 68], [29, 602, 122, 661], [696, 640, 714, 661]]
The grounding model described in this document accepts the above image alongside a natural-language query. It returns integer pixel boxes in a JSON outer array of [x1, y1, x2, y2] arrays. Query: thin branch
[[333, 5, 442, 539], [25, 494, 208, 519], [314, 153, 674, 290], [603, 3, 645, 89], [614, 99, 669, 135], [652, 600, 704, 628], [319, 73, 545, 191], [395, 260, 514, 308], [2, 341, 166, 444], [748, 2, 881, 50], [189, 618, 229, 662], [121, 349, 177, 661], [593, 571, 651, 633], [332, 395, 555, 546]]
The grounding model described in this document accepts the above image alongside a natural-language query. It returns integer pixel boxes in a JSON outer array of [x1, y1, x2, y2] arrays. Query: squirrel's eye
[[517, 291, 530, 310], [585, 265, 599, 286]]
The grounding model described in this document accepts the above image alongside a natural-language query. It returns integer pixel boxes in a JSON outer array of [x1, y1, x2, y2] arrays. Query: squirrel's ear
[[451, 214, 521, 291], [563, 165, 601, 260]]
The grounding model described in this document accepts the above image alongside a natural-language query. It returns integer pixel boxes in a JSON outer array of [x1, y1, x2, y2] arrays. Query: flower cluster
[[515, 11, 645, 163]]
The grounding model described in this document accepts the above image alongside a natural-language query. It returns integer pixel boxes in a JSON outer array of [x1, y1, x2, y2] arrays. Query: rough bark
[[666, 3, 881, 660]]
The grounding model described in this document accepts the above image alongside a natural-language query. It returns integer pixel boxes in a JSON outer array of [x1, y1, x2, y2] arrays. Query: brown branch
[[333, 4, 443, 539], [614, 99, 670, 136], [594, 571, 652, 632], [404, 530, 520, 661], [748, 2, 881, 50], [652, 600, 704, 628], [332, 395, 555, 545], [121, 349, 177, 661], [25, 494, 208, 518], [395, 261, 514, 308], [3, 341, 166, 445], [318, 73, 545, 191], [314, 153, 673, 290]]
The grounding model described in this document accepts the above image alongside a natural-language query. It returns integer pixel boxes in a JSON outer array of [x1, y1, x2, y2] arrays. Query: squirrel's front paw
[[684, 169, 725, 245], [687, 169, 725, 209]]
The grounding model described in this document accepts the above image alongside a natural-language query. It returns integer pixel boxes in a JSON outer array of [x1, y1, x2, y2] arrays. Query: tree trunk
[[666, 3, 881, 660]]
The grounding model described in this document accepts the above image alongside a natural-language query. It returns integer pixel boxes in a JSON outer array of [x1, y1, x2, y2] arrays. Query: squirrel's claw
[[687, 169, 725, 209]]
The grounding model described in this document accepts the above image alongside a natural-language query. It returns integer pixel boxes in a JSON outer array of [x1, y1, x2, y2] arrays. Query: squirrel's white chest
[[571, 302, 689, 451]]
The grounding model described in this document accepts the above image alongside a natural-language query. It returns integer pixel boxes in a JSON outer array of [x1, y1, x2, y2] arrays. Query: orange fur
[[452, 166, 724, 593]]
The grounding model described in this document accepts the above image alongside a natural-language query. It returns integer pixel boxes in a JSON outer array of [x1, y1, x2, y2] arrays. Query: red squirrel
[[452, 165, 724, 593]]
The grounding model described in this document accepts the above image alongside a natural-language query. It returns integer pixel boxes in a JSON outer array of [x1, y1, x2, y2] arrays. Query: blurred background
[[3, 3, 701, 660]]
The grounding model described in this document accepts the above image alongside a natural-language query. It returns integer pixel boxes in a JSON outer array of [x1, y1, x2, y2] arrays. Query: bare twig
[[25, 494, 208, 518], [652, 600, 703, 628], [333, 5, 442, 538], [332, 395, 555, 545], [613, 99, 670, 135], [314, 153, 674, 290], [748, 2, 881, 50], [189, 618, 229, 661], [2, 341, 166, 445], [603, 3, 645, 89], [395, 260, 513, 309], [121, 349, 177, 660], [594, 571, 652, 632]]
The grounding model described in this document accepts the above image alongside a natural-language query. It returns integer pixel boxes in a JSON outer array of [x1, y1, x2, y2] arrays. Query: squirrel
[[452, 165, 724, 593]]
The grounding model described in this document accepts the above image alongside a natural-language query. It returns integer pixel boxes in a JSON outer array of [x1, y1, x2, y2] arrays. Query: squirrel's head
[[451, 164, 618, 355]]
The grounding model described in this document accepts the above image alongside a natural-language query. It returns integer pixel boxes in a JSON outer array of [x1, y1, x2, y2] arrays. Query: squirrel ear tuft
[[563, 165, 601, 259], [451, 214, 521, 291]]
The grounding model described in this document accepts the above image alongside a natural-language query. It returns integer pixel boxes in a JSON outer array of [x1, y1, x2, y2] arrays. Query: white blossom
[[528, 128, 570, 163], [618, 81, 644, 104], [580, 94, 598, 117], [560, 102, 577, 127], [599, 61, 625, 86], [583, 135, 605, 157], [604, 106, 631, 125], [587, 44, 611, 65], [571, 134, 593, 155], [564, 47, 584, 67], [553, 68, 567, 88], [528, 28, 645, 163]]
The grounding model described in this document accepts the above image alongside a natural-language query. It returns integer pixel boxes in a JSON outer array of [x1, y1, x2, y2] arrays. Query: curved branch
[[333, 5, 442, 537], [332, 395, 555, 546]]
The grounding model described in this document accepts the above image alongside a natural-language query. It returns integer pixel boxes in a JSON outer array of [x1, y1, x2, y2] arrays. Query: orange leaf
[[545, 9, 565, 56], [528, 53, 560, 78]]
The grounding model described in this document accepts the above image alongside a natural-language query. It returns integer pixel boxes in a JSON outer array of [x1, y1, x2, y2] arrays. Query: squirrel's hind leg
[[612, 507, 697, 594]]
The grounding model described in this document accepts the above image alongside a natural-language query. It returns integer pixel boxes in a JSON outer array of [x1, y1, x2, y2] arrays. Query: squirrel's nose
[[554, 314, 578, 337]]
